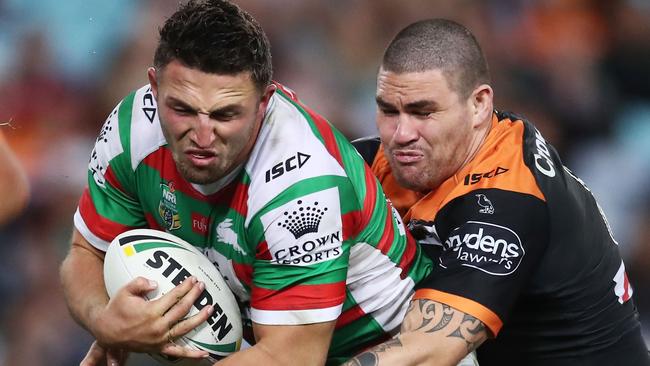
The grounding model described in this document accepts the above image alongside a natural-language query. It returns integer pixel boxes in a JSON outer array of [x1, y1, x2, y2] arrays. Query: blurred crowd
[[0, 0, 649, 365]]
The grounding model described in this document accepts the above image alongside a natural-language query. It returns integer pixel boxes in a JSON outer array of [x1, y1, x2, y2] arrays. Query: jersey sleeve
[[246, 177, 356, 325], [74, 93, 146, 251], [414, 188, 549, 336]]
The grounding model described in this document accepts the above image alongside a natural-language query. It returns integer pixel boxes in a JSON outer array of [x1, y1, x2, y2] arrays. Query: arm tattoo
[[447, 313, 487, 352], [407, 299, 487, 352], [341, 338, 403, 366], [415, 299, 454, 332]]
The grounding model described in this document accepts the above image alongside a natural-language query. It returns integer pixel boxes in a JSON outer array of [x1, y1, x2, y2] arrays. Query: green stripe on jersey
[[87, 170, 146, 227], [110, 91, 137, 194], [258, 175, 359, 217], [329, 290, 386, 363]]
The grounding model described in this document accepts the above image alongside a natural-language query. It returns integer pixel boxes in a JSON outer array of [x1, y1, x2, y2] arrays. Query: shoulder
[[88, 85, 166, 190]]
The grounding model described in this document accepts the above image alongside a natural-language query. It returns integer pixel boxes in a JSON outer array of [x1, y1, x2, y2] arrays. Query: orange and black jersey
[[353, 111, 649, 365]]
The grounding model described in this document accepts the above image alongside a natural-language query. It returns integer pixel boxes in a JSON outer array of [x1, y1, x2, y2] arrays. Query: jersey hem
[[414, 288, 502, 336], [73, 208, 110, 252], [251, 304, 343, 325]]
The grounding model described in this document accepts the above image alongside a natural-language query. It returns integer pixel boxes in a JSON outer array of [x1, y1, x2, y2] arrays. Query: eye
[[379, 108, 398, 116], [172, 107, 194, 116], [413, 110, 434, 119], [210, 112, 239, 121]]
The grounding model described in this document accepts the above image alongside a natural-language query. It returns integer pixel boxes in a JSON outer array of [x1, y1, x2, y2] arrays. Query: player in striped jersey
[[60, 1, 431, 365]]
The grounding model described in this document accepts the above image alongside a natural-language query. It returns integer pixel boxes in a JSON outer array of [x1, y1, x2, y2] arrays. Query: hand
[[92, 275, 213, 359], [80, 341, 128, 366]]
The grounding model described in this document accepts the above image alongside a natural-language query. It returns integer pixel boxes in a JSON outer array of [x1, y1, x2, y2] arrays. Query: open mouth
[[185, 150, 217, 167]]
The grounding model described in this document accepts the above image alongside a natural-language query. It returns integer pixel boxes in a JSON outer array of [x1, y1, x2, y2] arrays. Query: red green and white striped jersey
[[74, 82, 432, 364]]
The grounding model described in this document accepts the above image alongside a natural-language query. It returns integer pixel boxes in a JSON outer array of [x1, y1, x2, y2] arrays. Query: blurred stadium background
[[1, 0, 649, 364]]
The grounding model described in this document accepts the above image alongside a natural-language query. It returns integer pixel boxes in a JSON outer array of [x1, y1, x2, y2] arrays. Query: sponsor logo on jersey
[[278, 199, 326, 239], [264, 152, 311, 183], [215, 218, 248, 256], [260, 188, 343, 266], [142, 87, 157, 123], [442, 221, 524, 275], [463, 167, 509, 185], [273, 231, 342, 265], [191, 212, 209, 236], [533, 128, 556, 178], [476, 194, 494, 214], [159, 182, 181, 230]]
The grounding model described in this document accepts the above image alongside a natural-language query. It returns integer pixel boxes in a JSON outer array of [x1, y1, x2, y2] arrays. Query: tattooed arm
[[343, 299, 488, 366]]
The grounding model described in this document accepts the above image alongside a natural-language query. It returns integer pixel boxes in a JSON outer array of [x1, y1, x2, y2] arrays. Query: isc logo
[[265, 152, 311, 182], [463, 167, 509, 185]]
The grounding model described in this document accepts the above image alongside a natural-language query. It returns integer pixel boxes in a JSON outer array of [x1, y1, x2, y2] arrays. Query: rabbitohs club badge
[[159, 181, 181, 230]]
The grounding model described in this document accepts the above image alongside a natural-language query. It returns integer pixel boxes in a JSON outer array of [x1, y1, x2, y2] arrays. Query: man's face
[[149, 60, 273, 185], [376, 68, 476, 192]]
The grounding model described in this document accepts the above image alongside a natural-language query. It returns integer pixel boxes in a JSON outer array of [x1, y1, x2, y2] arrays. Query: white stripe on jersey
[[129, 85, 167, 171], [347, 243, 415, 333], [244, 93, 347, 227], [251, 304, 343, 325], [89, 102, 124, 188], [73, 208, 111, 251]]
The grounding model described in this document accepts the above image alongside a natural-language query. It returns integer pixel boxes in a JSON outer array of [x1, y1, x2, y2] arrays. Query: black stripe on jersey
[[351, 136, 381, 167]]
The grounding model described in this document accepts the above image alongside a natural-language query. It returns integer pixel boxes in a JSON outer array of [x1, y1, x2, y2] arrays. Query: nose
[[192, 112, 216, 148], [393, 114, 419, 146]]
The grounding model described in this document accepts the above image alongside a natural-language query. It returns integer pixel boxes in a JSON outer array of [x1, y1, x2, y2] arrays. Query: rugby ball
[[103, 229, 242, 365]]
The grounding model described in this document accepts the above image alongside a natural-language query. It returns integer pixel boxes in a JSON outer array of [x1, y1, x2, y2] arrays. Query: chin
[[178, 164, 222, 185]]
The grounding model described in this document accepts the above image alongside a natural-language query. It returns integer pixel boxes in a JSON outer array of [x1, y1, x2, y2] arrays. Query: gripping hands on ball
[[91, 275, 213, 361]]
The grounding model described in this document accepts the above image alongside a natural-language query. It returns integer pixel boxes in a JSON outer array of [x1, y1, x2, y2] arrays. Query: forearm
[[216, 343, 284, 366], [215, 321, 334, 366], [60, 235, 108, 335], [343, 299, 487, 366]]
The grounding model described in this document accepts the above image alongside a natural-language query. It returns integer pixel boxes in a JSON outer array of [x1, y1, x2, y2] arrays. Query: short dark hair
[[382, 19, 490, 98], [153, 0, 272, 92]]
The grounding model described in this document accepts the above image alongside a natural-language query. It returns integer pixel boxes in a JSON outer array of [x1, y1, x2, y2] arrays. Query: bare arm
[[343, 299, 488, 366], [60, 229, 110, 333], [217, 320, 336, 366], [0, 130, 29, 225]]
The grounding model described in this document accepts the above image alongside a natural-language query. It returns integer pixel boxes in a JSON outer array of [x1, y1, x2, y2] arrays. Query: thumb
[[122, 276, 158, 296]]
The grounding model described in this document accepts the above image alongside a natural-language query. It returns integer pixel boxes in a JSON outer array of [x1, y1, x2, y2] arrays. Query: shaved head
[[382, 19, 490, 98]]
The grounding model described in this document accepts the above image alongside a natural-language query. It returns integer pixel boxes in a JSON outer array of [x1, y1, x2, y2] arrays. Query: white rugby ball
[[103, 229, 242, 365]]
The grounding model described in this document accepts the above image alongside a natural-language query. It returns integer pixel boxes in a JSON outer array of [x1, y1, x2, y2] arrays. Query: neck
[[459, 115, 493, 170]]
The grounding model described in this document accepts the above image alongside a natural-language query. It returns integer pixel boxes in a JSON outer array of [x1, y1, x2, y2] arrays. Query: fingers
[[80, 341, 106, 366], [122, 276, 158, 297], [163, 279, 210, 322], [153, 276, 203, 319], [167, 304, 214, 341], [160, 343, 210, 360]]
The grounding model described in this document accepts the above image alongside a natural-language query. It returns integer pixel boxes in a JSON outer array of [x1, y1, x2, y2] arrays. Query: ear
[[257, 83, 277, 118], [147, 67, 159, 99], [470, 84, 493, 128]]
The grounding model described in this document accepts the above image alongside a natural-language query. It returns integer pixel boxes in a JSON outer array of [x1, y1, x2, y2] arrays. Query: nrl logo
[[159, 182, 181, 230]]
